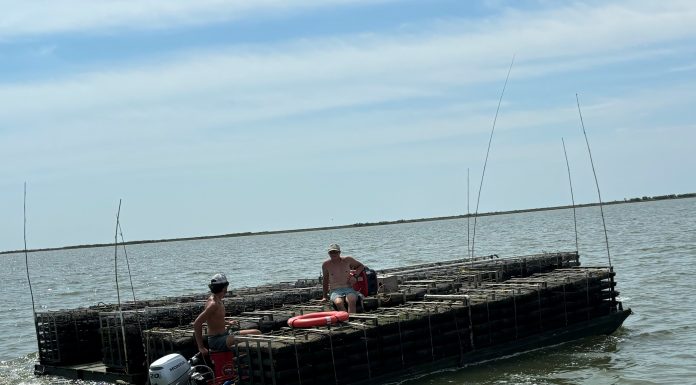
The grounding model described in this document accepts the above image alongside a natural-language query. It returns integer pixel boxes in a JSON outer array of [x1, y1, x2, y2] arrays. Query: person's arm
[[322, 263, 330, 301], [347, 256, 364, 275], [193, 302, 214, 355]]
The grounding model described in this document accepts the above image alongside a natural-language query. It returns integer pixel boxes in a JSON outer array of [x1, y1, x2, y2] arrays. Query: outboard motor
[[149, 352, 228, 385], [149, 354, 193, 385]]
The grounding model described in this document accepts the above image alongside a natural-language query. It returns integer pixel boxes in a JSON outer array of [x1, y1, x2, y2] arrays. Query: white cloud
[[1, 1, 695, 200], [2, 1, 694, 124], [0, 0, 387, 39]]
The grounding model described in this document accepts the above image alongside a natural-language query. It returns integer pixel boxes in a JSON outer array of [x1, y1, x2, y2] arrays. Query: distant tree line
[[625, 193, 696, 202], [4, 192, 694, 255]]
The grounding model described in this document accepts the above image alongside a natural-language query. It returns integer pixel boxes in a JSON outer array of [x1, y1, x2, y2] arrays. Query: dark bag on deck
[[352, 266, 378, 296]]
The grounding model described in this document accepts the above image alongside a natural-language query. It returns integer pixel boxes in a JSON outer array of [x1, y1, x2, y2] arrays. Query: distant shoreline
[[3, 193, 694, 255]]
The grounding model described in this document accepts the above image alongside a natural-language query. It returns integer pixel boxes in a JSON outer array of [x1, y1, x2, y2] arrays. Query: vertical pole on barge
[[114, 199, 130, 372], [466, 167, 471, 258], [467, 168, 471, 259], [561, 138, 580, 252], [117, 220, 146, 367], [471, 55, 515, 261], [23, 182, 41, 354], [575, 94, 612, 267], [117, 222, 139, 304], [576, 95, 617, 311]]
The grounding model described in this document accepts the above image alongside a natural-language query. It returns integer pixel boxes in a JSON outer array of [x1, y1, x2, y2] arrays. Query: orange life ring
[[287, 311, 349, 328]]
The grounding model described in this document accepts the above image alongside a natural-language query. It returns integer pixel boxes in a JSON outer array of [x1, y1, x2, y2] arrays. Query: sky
[[1, 0, 695, 251]]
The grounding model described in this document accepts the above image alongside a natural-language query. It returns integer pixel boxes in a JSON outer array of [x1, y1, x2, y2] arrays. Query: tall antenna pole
[[117, 222, 138, 303], [471, 55, 515, 261], [561, 138, 579, 252], [118, 220, 146, 367], [467, 168, 471, 259], [114, 200, 124, 307], [23, 183, 37, 316], [23, 182, 40, 353], [114, 199, 129, 372], [575, 94, 612, 267]]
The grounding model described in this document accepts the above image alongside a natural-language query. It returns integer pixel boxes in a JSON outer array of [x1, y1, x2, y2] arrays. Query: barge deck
[[33, 251, 630, 385]]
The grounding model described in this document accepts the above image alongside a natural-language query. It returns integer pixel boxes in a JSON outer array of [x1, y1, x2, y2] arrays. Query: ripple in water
[[1, 198, 695, 384]]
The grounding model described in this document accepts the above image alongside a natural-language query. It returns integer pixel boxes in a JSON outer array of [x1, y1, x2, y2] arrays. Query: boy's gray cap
[[210, 273, 228, 285], [328, 244, 341, 252]]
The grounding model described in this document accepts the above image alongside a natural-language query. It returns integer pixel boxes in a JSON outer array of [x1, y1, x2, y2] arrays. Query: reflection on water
[[398, 334, 625, 385], [1, 198, 695, 384]]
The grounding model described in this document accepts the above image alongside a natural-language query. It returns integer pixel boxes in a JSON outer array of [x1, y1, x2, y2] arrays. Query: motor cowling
[[149, 353, 192, 385]]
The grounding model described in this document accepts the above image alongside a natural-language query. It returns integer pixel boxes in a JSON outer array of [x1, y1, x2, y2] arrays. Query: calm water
[[1, 198, 695, 385]]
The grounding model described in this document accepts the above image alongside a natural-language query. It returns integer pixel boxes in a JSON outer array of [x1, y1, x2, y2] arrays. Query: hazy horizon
[[4, 193, 692, 253]]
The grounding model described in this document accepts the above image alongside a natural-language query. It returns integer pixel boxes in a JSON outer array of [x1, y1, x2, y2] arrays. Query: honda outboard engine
[[149, 354, 192, 385]]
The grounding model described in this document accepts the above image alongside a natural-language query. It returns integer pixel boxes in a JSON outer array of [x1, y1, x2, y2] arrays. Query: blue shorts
[[208, 331, 230, 351], [329, 287, 361, 302]]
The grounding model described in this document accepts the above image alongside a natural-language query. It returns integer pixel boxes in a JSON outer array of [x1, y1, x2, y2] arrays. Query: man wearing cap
[[193, 273, 261, 355], [322, 244, 365, 314]]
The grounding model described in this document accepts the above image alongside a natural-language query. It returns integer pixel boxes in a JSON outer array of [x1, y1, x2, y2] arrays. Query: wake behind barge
[[34, 251, 630, 385]]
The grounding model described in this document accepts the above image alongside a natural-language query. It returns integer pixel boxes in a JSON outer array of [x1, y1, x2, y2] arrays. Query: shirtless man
[[193, 273, 261, 355], [322, 244, 365, 314]]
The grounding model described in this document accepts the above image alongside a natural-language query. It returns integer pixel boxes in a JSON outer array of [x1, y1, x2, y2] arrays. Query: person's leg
[[225, 329, 262, 349], [333, 296, 347, 311], [345, 293, 357, 314], [330, 289, 347, 311]]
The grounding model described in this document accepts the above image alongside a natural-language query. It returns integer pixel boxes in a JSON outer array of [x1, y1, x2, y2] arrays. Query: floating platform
[[34, 251, 630, 385], [34, 361, 146, 384]]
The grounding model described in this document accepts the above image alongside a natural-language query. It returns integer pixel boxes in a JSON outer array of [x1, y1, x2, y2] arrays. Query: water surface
[[1, 198, 695, 384]]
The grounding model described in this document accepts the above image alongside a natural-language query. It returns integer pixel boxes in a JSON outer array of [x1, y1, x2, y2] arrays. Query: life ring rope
[[287, 311, 349, 328]]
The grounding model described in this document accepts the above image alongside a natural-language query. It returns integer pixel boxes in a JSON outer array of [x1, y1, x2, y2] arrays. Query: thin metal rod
[[114, 199, 129, 372], [575, 94, 612, 267], [23, 183, 40, 355], [328, 332, 338, 385], [471, 55, 515, 260], [23, 183, 37, 316], [467, 168, 471, 259], [117, 222, 138, 303], [293, 338, 303, 384], [114, 200, 123, 305], [362, 327, 372, 379], [117, 221, 145, 353], [561, 138, 579, 252]]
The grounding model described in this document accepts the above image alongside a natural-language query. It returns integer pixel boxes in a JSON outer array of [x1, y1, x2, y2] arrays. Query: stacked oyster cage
[[99, 302, 207, 372], [34, 297, 202, 367], [34, 307, 105, 365], [35, 250, 624, 385], [223, 257, 619, 385], [99, 282, 324, 373], [33, 278, 323, 371]]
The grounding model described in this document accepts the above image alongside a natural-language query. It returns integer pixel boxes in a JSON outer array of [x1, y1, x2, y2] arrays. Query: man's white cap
[[210, 273, 228, 285], [328, 244, 341, 252]]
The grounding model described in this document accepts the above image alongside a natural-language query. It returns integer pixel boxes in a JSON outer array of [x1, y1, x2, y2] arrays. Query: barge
[[33, 251, 630, 384]]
